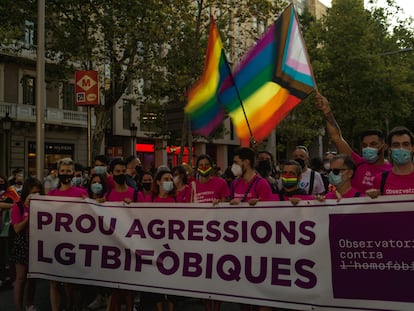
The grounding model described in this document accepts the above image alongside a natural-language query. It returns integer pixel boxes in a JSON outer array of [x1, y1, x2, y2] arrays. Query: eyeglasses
[[295, 145, 309, 154], [325, 151, 337, 155], [328, 168, 347, 175]]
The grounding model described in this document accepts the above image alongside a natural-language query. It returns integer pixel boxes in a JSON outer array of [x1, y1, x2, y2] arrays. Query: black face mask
[[113, 174, 126, 185], [294, 158, 306, 169], [58, 174, 73, 185], [256, 160, 272, 176], [142, 182, 151, 191]]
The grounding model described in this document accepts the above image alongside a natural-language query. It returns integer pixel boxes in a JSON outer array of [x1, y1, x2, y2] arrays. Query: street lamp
[[1, 112, 13, 177], [129, 122, 138, 156]]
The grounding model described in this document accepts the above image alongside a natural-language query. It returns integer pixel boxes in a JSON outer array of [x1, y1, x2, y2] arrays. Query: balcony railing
[[0, 101, 95, 128]]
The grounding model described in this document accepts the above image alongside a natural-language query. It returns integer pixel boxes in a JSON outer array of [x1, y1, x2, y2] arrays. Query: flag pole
[[220, 41, 256, 147]]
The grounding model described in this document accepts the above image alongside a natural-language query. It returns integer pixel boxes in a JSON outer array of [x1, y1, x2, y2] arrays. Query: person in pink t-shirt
[[230, 147, 272, 205], [11, 177, 44, 311], [367, 126, 414, 198], [47, 158, 87, 311], [192, 154, 230, 204], [229, 149, 272, 311], [323, 154, 363, 201], [316, 93, 391, 193], [105, 158, 139, 311], [172, 165, 192, 203]]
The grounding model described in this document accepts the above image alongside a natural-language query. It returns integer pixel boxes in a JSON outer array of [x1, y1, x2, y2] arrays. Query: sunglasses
[[328, 168, 347, 175]]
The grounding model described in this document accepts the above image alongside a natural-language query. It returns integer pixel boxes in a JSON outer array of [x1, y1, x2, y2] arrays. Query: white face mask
[[162, 181, 174, 192], [323, 162, 330, 170], [231, 163, 242, 177]]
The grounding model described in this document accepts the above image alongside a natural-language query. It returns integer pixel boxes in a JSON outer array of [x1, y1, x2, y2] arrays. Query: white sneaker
[[87, 294, 107, 310]]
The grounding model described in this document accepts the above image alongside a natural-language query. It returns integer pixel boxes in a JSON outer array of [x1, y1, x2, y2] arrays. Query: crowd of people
[[1, 92, 414, 310]]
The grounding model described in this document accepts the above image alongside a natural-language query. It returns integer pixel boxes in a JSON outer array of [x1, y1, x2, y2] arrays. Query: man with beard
[[315, 92, 391, 192], [292, 145, 326, 195], [366, 126, 414, 197], [230, 147, 272, 206]]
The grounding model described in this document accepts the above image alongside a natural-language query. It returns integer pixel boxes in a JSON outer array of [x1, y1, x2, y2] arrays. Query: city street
[[0, 279, 241, 311]]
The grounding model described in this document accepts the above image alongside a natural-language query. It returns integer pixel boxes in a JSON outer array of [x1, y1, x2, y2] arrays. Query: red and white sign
[[75, 70, 99, 106]]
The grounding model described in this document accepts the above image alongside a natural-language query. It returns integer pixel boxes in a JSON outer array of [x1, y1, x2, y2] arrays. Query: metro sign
[[75, 70, 99, 106]]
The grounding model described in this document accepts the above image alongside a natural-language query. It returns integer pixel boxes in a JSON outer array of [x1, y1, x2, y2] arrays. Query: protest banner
[[29, 195, 414, 310]]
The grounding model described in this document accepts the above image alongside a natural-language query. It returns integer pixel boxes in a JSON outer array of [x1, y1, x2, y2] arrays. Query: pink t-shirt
[[176, 184, 192, 203], [106, 187, 144, 202], [231, 174, 272, 202], [11, 201, 28, 225], [194, 176, 230, 203], [325, 187, 364, 199], [372, 170, 414, 195], [152, 196, 176, 203], [351, 151, 392, 193], [48, 186, 88, 197]]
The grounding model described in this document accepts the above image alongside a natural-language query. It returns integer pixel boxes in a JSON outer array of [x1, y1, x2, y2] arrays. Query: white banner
[[29, 195, 414, 311]]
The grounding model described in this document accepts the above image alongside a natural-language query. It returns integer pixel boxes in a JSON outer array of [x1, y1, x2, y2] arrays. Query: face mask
[[58, 174, 73, 185], [162, 181, 174, 192], [281, 174, 298, 189], [231, 163, 242, 177], [197, 167, 212, 177], [173, 176, 181, 185], [323, 162, 330, 170], [256, 160, 271, 175], [142, 182, 152, 191], [391, 148, 412, 165], [71, 177, 82, 186], [94, 166, 107, 175], [91, 183, 103, 194], [113, 174, 126, 185], [362, 147, 379, 163], [328, 171, 344, 187], [294, 158, 306, 169]]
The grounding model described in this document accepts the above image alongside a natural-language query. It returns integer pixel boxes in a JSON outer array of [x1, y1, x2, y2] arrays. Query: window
[[22, 75, 35, 105], [24, 20, 36, 46], [62, 83, 76, 110], [123, 99, 132, 130]]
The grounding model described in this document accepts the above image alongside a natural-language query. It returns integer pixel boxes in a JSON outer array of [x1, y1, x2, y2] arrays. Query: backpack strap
[[380, 170, 390, 195], [242, 175, 259, 202], [308, 170, 315, 195]]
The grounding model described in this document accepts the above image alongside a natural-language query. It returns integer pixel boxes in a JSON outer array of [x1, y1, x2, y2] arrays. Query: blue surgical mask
[[71, 177, 82, 186], [328, 171, 344, 187], [94, 166, 107, 175], [162, 181, 174, 192], [91, 183, 103, 194], [362, 147, 379, 163], [391, 148, 412, 165]]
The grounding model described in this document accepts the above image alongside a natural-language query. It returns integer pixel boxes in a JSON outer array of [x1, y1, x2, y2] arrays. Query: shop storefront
[[28, 141, 75, 176]]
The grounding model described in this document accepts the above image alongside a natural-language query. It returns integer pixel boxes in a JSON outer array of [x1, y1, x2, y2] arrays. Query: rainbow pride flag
[[185, 18, 231, 136], [219, 4, 316, 146]]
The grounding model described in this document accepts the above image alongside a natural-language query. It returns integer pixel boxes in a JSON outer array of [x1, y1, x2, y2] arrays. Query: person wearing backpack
[[10, 177, 44, 311], [366, 126, 414, 198], [230, 148, 273, 205]]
